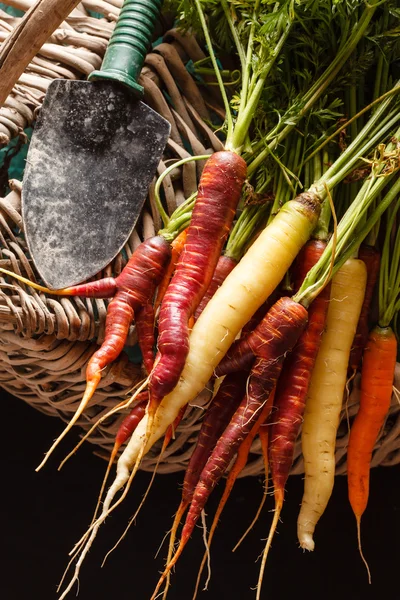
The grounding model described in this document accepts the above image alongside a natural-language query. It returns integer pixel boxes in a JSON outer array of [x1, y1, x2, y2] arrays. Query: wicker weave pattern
[[1, 2, 400, 476]]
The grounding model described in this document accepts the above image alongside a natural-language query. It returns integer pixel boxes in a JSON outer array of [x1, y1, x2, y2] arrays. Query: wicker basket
[[1, 1, 400, 477]]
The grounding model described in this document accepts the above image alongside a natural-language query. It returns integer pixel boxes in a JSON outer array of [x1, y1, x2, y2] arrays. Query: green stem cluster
[[154, 155, 210, 228], [158, 191, 197, 242], [295, 127, 400, 307], [313, 84, 400, 198], [246, 0, 381, 178], [379, 195, 400, 328], [225, 202, 270, 261]]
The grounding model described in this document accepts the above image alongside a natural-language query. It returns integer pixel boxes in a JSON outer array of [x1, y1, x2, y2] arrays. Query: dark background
[[2, 389, 399, 600]]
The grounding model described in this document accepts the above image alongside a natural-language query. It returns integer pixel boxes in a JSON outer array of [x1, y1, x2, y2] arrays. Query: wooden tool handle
[[0, 0, 83, 107]]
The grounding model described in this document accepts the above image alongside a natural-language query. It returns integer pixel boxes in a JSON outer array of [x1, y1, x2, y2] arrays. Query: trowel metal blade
[[22, 78, 171, 289]]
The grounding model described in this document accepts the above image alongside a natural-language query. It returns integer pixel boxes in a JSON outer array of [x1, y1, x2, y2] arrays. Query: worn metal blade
[[22, 78, 171, 289]]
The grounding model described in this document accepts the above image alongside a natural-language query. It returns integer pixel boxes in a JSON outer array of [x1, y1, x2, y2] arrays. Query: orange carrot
[[154, 229, 188, 312], [135, 303, 156, 374], [347, 325, 397, 581]]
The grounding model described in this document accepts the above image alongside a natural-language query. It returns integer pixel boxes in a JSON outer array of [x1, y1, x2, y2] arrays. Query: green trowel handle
[[88, 0, 162, 96]]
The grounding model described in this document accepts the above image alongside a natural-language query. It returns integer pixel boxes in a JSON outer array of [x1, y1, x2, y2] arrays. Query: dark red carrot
[[193, 390, 274, 598], [161, 370, 249, 599], [183, 371, 249, 504], [135, 303, 156, 374], [36, 236, 171, 471], [214, 289, 283, 378], [292, 239, 329, 291], [61, 236, 170, 304], [151, 297, 307, 597], [61, 277, 117, 298], [84, 238, 170, 404], [150, 151, 247, 408], [269, 240, 330, 497], [214, 334, 256, 376], [349, 244, 380, 372], [115, 394, 149, 450], [241, 297, 276, 336], [194, 255, 238, 320]]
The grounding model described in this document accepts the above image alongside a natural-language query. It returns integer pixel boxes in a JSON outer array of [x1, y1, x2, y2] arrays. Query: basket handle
[[0, 0, 83, 107]]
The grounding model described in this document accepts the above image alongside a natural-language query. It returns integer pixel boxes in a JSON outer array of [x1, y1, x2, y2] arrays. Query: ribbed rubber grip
[[88, 0, 162, 96]]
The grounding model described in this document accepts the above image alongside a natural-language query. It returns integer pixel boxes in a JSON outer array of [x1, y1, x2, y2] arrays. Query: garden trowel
[[22, 0, 171, 290]]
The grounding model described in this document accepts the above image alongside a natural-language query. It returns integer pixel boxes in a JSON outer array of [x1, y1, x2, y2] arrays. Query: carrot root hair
[[356, 515, 371, 584], [58, 441, 146, 600], [161, 501, 189, 600], [255, 492, 283, 600], [102, 445, 165, 568], [36, 374, 101, 471], [233, 424, 270, 552], [151, 536, 188, 600]]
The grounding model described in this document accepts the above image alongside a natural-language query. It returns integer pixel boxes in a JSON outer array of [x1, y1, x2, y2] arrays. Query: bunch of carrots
[[3, 0, 400, 598]]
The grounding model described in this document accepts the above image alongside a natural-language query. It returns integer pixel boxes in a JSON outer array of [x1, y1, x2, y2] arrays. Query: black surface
[[22, 79, 171, 289], [2, 388, 400, 600]]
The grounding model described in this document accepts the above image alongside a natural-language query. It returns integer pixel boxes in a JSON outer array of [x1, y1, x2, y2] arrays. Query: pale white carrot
[[297, 258, 367, 551]]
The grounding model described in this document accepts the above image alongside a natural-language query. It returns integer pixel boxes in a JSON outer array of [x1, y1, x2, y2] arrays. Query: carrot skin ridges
[[182, 370, 249, 505], [150, 151, 247, 405], [349, 245, 381, 372], [347, 325, 397, 518], [214, 335, 255, 376], [85, 293, 135, 384], [154, 229, 187, 312], [135, 303, 156, 374], [61, 277, 117, 298], [115, 236, 171, 305], [269, 240, 329, 495], [241, 296, 277, 336], [194, 255, 238, 320], [181, 297, 308, 542], [86, 237, 170, 383], [215, 294, 281, 377], [215, 290, 285, 377]]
